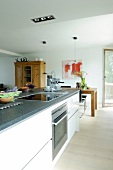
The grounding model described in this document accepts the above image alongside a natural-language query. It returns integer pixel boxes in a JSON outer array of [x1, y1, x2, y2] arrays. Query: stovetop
[[19, 93, 62, 101]]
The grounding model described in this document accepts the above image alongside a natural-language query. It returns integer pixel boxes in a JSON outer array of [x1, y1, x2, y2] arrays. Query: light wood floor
[[53, 106, 113, 170]]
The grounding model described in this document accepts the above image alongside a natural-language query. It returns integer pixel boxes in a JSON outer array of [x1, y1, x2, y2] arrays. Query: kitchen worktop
[[0, 88, 79, 132]]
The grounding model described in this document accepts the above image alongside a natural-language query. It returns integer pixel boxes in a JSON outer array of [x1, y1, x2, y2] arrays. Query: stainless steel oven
[[52, 102, 68, 160]]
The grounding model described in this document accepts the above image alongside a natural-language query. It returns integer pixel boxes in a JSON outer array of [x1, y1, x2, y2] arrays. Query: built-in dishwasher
[[52, 102, 68, 160]]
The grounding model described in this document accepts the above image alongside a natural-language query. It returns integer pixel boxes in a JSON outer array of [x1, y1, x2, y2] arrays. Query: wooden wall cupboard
[[14, 61, 46, 88]]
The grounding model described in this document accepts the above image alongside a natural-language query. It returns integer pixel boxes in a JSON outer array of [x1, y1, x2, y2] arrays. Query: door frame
[[102, 48, 113, 107]]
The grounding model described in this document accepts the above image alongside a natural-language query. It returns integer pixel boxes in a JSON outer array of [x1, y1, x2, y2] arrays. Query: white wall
[[23, 46, 104, 103], [0, 53, 17, 88], [0, 46, 104, 103]]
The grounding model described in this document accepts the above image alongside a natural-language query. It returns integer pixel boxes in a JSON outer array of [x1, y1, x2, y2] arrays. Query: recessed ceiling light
[[31, 15, 55, 23]]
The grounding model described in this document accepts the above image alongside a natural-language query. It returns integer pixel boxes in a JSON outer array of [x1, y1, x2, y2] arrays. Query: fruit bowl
[[25, 84, 35, 92], [18, 87, 29, 92], [0, 96, 14, 103]]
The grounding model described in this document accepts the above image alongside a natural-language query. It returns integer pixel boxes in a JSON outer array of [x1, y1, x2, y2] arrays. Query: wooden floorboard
[[52, 106, 113, 170]]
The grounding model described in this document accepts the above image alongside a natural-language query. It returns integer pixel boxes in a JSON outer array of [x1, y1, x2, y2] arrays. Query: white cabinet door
[[67, 92, 79, 142], [68, 110, 79, 142], [24, 140, 52, 170], [67, 93, 79, 118], [75, 110, 79, 131], [0, 109, 52, 170], [68, 112, 76, 142]]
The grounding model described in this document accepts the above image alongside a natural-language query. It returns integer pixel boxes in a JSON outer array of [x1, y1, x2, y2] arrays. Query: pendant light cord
[[73, 37, 77, 61]]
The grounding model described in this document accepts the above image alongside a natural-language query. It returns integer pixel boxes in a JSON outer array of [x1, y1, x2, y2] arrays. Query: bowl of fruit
[[0, 93, 14, 103], [18, 86, 29, 92], [26, 84, 35, 92], [0, 96, 14, 103]]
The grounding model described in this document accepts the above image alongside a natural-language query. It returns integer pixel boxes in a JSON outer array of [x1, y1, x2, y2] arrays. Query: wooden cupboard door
[[40, 64, 46, 88], [15, 64, 22, 88], [32, 65, 40, 87]]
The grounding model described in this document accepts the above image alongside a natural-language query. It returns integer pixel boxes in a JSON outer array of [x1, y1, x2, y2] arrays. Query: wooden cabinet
[[14, 61, 46, 88]]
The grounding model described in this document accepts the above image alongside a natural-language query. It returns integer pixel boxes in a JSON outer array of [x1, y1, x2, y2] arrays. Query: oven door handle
[[52, 114, 67, 126]]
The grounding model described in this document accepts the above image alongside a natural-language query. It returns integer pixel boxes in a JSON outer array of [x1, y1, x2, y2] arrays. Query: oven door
[[52, 103, 67, 160]]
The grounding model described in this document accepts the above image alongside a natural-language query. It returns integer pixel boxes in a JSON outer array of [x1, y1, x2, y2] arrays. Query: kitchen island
[[0, 88, 79, 170], [0, 88, 79, 132]]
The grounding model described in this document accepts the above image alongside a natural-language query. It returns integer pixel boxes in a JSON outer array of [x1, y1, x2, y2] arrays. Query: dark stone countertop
[[0, 88, 79, 133]]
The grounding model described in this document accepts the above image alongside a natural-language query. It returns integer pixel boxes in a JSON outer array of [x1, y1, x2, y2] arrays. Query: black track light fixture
[[32, 15, 55, 23], [72, 36, 78, 61], [42, 41, 46, 44], [72, 37, 77, 40]]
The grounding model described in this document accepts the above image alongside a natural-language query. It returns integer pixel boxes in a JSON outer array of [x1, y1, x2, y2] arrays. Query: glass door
[[103, 49, 113, 106], [23, 65, 32, 86]]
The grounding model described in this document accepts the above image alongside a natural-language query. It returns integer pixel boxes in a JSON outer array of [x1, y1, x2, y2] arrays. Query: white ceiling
[[0, 0, 113, 54]]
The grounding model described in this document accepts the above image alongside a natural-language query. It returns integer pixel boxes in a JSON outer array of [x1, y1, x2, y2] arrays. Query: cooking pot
[[54, 84, 61, 90]]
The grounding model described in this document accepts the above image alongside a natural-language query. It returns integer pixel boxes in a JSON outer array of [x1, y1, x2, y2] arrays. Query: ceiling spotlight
[[41, 17, 46, 20], [31, 15, 55, 23]]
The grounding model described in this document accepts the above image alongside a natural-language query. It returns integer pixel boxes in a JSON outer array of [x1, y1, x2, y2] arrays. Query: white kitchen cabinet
[[0, 91, 80, 170], [52, 92, 80, 167], [68, 109, 79, 141], [23, 140, 52, 170], [0, 109, 52, 170], [67, 93, 79, 142]]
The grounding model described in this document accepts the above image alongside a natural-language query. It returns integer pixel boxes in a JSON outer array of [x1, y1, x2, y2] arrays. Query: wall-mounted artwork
[[62, 60, 82, 79]]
